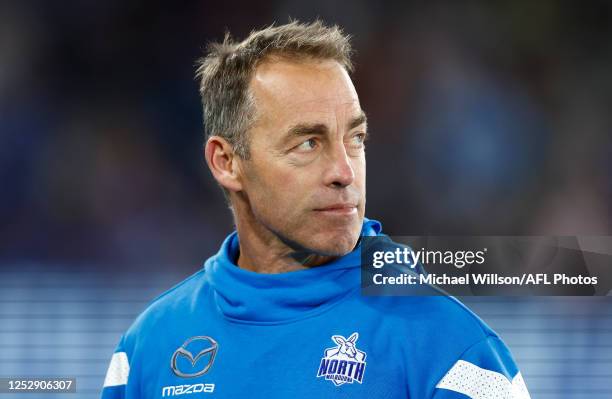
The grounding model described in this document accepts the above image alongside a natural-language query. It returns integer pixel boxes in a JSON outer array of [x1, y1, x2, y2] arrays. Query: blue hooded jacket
[[101, 219, 530, 398]]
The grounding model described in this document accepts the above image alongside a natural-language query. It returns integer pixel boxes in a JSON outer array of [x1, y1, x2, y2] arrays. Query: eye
[[295, 138, 318, 152], [350, 133, 367, 146]]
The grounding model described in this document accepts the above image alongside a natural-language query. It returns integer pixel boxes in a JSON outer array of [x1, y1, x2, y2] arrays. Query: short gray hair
[[195, 20, 354, 159]]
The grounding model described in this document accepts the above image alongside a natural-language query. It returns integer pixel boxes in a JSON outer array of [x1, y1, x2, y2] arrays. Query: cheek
[[247, 163, 308, 215], [273, 170, 316, 213], [353, 157, 366, 187]]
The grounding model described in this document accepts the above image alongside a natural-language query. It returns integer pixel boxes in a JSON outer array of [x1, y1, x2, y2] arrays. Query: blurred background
[[0, 1, 611, 398]]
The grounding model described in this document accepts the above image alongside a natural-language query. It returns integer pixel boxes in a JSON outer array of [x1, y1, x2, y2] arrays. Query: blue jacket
[[101, 219, 530, 398]]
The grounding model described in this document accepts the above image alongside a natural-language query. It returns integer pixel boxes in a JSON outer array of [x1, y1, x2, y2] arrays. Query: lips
[[314, 203, 358, 214]]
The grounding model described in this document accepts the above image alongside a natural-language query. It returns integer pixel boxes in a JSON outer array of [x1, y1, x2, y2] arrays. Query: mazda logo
[[171, 336, 218, 378]]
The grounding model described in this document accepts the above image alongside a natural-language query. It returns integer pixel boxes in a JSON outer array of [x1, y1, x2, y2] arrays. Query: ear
[[332, 336, 346, 345], [204, 135, 244, 193], [347, 333, 358, 343]]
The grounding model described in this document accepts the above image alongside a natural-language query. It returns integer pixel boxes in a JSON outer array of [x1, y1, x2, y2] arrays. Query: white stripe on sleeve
[[436, 360, 530, 399], [103, 352, 130, 387]]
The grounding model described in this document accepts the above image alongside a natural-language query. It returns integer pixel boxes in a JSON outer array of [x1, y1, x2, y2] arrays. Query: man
[[101, 21, 530, 398]]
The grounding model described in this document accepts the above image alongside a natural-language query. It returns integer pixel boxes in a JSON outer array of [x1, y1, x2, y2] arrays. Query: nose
[[322, 142, 355, 188]]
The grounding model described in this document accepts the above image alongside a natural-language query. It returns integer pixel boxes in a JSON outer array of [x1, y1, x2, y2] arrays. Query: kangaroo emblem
[[317, 332, 367, 386]]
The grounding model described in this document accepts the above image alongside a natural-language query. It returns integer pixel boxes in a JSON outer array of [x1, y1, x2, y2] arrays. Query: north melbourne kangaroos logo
[[316, 332, 366, 386]]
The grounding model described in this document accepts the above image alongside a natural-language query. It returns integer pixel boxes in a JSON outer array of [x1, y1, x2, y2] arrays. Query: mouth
[[314, 203, 358, 215]]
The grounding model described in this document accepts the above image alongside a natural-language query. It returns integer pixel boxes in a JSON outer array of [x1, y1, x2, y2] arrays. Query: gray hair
[[195, 20, 354, 159]]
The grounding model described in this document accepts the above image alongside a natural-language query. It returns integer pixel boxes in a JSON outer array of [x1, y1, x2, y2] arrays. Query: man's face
[[237, 57, 367, 256]]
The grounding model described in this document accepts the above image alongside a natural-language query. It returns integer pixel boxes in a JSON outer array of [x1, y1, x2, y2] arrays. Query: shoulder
[[360, 232, 495, 344], [360, 292, 494, 348], [355, 294, 525, 398], [102, 267, 211, 396], [121, 267, 209, 350]]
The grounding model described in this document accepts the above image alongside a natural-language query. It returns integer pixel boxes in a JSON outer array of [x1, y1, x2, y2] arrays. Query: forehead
[[249, 57, 361, 127]]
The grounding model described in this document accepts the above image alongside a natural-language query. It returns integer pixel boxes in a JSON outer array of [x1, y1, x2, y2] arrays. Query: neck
[[231, 197, 336, 274]]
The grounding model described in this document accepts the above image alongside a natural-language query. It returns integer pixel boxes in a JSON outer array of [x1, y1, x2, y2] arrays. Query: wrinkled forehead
[[249, 58, 361, 130]]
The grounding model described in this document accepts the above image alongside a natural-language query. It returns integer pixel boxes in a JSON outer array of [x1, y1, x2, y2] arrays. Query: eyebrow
[[284, 110, 368, 139], [348, 111, 368, 130]]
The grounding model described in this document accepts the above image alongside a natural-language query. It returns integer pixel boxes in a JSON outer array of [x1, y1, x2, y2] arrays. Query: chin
[[306, 224, 362, 256]]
